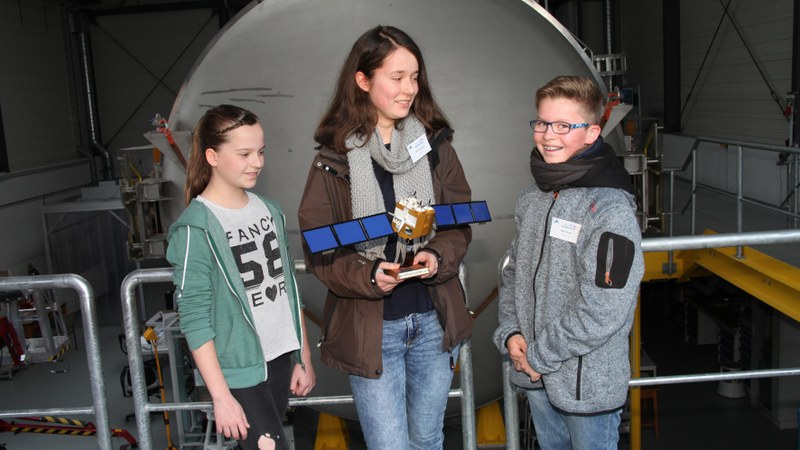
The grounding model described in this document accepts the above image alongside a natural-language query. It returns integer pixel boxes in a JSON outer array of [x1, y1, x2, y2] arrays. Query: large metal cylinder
[[162, 0, 617, 418]]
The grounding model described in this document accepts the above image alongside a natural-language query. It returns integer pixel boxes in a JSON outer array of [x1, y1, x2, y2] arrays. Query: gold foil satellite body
[[391, 197, 436, 240]]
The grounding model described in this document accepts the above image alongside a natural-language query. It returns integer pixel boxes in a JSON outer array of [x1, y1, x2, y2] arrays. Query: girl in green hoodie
[[167, 105, 314, 450]]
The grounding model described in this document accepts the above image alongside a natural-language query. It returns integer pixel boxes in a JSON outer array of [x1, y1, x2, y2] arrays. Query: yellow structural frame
[[678, 231, 800, 322], [630, 229, 800, 450]]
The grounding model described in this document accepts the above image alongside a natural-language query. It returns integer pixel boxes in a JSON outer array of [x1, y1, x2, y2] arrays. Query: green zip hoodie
[[166, 194, 303, 389]]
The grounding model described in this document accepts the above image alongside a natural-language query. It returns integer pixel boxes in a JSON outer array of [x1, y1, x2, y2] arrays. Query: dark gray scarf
[[529, 138, 636, 195]]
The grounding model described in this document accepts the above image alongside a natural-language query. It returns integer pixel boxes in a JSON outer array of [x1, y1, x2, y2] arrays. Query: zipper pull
[[450, 355, 455, 370], [604, 238, 614, 286], [317, 335, 325, 348]]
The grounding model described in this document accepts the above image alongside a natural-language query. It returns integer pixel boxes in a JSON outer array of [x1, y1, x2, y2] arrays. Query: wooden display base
[[385, 264, 430, 280]]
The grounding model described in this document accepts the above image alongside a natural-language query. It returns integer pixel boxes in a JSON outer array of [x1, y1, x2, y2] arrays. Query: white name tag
[[549, 217, 581, 244], [407, 133, 432, 163]]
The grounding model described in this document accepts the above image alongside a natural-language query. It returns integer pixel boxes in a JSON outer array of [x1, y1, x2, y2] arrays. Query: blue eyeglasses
[[530, 119, 589, 135]]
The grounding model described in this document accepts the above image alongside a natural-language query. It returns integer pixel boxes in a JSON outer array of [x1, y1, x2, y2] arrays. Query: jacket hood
[[168, 198, 215, 237]]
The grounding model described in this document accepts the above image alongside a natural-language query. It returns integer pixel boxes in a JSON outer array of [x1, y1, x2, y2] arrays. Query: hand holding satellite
[[384, 197, 436, 280]]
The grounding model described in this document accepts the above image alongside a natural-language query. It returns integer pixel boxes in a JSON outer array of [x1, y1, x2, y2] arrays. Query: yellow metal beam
[[475, 401, 506, 447], [629, 293, 642, 450], [642, 251, 686, 282], [314, 413, 349, 450], [678, 231, 800, 322]]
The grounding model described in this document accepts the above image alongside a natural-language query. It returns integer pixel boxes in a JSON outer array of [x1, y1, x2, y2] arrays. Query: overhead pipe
[[63, 7, 97, 183], [792, 0, 800, 226], [603, 0, 614, 54], [74, 11, 113, 181]]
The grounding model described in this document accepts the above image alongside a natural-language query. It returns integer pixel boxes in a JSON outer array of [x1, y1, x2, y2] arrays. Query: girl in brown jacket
[[298, 25, 473, 449]]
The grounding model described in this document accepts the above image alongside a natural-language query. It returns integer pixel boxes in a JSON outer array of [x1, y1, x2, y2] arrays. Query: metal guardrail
[[0, 274, 111, 449], [501, 229, 800, 449], [664, 136, 800, 245], [121, 262, 477, 450]]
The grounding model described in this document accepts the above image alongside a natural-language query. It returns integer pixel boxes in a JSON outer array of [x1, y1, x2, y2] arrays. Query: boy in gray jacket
[[493, 76, 644, 450]]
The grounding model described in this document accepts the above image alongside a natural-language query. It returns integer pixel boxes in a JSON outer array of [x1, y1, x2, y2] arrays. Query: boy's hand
[[506, 334, 541, 382], [506, 334, 527, 371], [526, 366, 542, 383]]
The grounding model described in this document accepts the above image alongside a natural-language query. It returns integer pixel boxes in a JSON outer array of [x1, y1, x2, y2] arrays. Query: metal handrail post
[[667, 170, 676, 272], [121, 268, 172, 450], [457, 263, 477, 450], [642, 155, 649, 231], [457, 339, 476, 449], [0, 274, 111, 450], [497, 252, 521, 449], [502, 356, 520, 450], [736, 145, 744, 258], [794, 150, 799, 229], [31, 290, 56, 357], [691, 146, 698, 234]]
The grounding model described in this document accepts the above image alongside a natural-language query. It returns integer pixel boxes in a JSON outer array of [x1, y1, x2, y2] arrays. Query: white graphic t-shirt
[[198, 192, 300, 362]]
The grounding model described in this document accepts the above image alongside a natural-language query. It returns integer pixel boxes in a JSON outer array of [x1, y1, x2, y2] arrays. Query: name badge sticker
[[407, 133, 432, 163], [549, 217, 581, 244]]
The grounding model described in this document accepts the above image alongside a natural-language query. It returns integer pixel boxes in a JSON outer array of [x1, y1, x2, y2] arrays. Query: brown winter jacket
[[297, 129, 474, 378]]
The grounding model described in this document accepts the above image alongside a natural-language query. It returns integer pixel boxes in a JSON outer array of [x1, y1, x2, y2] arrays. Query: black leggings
[[229, 353, 292, 450]]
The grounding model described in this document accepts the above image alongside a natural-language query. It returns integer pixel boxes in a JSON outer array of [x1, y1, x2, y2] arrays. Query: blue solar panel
[[332, 221, 366, 245], [304, 202, 491, 252], [433, 205, 456, 226], [303, 227, 338, 253], [361, 213, 394, 239], [471, 201, 491, 222], [452, 203, 474, 225]]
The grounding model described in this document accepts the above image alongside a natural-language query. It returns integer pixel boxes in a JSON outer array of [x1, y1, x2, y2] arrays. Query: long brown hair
[[184, 104, 259, 205], [314, 25, 450, 153]]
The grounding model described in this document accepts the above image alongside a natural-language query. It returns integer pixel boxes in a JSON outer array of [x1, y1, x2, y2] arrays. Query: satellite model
[[301, 199, 491, 279]]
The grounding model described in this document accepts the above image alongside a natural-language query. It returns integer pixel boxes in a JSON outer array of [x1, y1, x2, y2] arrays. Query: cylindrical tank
[[162, 0, 620, 419]]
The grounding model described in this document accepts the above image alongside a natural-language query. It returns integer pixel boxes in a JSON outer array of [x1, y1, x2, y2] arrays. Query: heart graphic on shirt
[[265, 284, 278, 301]]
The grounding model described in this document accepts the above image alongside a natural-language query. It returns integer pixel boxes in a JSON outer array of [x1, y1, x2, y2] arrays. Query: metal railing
[[0, 274, 111, 449], [121, 262, 477, 450], [501, 229, 800, 449], [665, 136, 800, 247]]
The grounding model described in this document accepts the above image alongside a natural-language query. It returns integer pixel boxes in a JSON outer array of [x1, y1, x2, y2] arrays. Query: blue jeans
[[526, 388, 621, 450], [349, 310, 459, 450]]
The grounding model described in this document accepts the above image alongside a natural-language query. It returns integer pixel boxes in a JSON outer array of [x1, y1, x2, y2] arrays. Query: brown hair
[[314, 25, 450, 153], [535, 76, 605, 125], [184, 104, 259, 205]]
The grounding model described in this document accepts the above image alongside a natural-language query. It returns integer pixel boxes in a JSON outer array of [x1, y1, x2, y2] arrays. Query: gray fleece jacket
[[493, 146, 644, 414]]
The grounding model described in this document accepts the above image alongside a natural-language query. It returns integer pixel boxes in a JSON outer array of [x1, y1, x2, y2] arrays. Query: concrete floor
[[2, 317, 795, 449], [0, 324, 466, 450]]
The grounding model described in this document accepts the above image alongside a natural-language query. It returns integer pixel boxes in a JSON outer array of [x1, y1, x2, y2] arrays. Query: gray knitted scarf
[[345, 115, 436, 262]]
